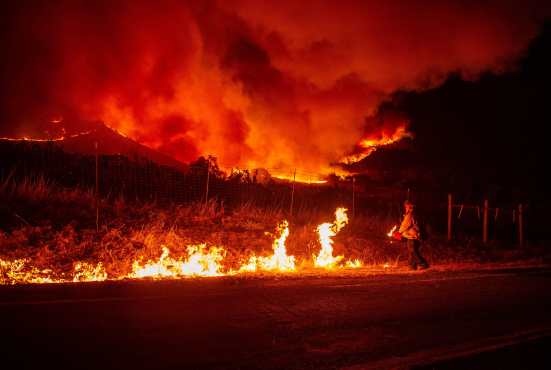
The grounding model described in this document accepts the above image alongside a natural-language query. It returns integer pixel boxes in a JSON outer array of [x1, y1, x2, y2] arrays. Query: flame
[[272, 173, 328, 184], [240, 220, 296, 272], [0, 136, 65, 142], [237, 255, 259, 273], [0, 130, 93, 143], [1, 258, 107, 284], [0, 258, 60, 284], [72, 262, 108, 282], [1, 215, 371, 284], [269, 169, 330, 184], [3, 1, 543, 181], [341, 126, 412, 164], [182, 245, 225, 277], [314, 207, 348, 268], [49, 116, 64, 124], [387, 225, 397, 237], [345, 259, 362, 268], [130, 245, 225, 279]]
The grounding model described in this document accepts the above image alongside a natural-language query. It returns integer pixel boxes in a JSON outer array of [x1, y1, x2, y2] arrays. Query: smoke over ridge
[[1, 0, 548, 176]]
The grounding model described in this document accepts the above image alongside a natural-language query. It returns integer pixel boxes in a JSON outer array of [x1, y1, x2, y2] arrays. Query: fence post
[[447, 193, 452, 241], [518, 203, 524, 247], [494, 208, 499, 240], [352, 176, 356, 218], [204, 158, 210, 205], [289, 169, 296, 216], [95, 141, 99, 232], [483, 199, 488, 244]]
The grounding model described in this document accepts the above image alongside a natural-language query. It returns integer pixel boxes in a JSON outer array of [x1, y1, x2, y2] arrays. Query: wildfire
[[240, 220, 296, 272], [341, 126, 412, 164], [313, 208, 361, 269], [72, 262, 108, 282], [1, 208, 370, 285], [0, 130, 92, 143], [345, 259, 362, 268], [0, 258, 60, 285], [1, 258, 107, 284], [130, 245, 225, 279], [271, 173, 328, 184], [0, 136, 65, 142], [314, 207, 348, 268]]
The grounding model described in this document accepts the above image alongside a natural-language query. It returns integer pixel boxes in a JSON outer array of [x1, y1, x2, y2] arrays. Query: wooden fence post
[[289, 169, 296, 216], [447, 193, 452, 241], [352, 176, 356, 218], [518, 203, 524, 247], [95, 141, 99, 232], [494, 208, 499, 240], [483, 199, 488, 244], [204, 159, 210, 205]]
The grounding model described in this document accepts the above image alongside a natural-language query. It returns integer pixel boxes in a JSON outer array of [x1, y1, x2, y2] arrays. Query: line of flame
[[340, 126, 413, 164], [0, 131, 93, 143], [271, 174, 328, 184], [1, 208, 371, 284]]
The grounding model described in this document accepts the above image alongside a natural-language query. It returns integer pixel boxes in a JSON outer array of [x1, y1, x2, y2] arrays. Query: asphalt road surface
[[1, 267, 551, 369]]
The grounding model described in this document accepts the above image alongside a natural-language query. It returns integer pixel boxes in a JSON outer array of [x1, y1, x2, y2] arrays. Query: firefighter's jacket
[[399, 210, 420, 240]]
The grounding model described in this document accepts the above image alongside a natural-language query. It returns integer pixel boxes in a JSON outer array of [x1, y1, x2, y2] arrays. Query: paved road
[[1, 267, 551, 369]]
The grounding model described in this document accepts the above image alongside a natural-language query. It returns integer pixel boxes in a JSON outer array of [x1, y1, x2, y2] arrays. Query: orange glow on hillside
[[272, 173, 328, 184], [340, 125, 413, 164]]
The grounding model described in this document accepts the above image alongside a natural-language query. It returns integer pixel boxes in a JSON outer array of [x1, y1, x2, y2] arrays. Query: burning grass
[[1, 176, 548, 284]]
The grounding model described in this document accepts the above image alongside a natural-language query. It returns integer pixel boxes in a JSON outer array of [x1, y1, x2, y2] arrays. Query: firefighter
[[399, 200, 429, 270]]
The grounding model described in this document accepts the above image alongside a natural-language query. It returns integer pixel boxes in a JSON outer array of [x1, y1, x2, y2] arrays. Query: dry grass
[[1, 176, 548, 282], [1, 174, 94, 204]]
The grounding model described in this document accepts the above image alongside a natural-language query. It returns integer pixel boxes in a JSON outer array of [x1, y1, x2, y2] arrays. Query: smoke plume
[[0, 0, 548, 177]]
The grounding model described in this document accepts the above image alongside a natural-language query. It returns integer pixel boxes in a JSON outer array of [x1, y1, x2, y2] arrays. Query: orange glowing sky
[[0, 0, 549, 176]]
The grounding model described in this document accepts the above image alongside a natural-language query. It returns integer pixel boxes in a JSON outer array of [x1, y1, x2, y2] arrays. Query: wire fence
[[1, 140, 545, 244]]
